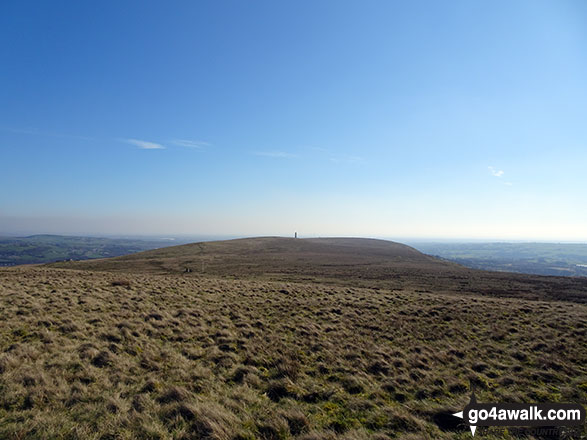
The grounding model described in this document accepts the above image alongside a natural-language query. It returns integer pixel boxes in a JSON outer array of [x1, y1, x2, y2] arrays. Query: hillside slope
[[1, 266, 586, 439], [49, 237, 587, 303], [50, 237, 438, 272]]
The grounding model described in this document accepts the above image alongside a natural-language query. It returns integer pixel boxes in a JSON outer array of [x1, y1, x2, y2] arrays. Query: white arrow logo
[[453, 410, 477, 436]]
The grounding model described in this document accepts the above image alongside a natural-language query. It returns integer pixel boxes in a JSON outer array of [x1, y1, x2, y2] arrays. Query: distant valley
[[0, 234, 191, 266], [410, 241, 587, 277]]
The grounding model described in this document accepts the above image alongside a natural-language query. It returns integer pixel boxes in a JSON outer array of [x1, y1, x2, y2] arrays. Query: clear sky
[[1, 1, 586, 240]]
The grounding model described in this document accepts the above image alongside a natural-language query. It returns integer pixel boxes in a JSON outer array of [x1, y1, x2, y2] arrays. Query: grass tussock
[[0, 266, 586, 439]]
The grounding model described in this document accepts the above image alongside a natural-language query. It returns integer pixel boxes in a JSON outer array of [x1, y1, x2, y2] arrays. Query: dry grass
[[1, 265, 586, 439], [50, 237, 587, 304]]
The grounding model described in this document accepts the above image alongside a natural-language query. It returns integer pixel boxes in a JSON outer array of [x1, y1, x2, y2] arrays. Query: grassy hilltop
[[51, 237, 587, 303], [1, 237, 586, 439]]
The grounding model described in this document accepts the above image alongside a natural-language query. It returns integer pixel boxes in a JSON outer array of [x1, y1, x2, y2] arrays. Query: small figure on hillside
[[294, 232, 297, 239]]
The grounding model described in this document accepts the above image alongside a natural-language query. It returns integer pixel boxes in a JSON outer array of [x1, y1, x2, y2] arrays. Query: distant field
[[410, 242, 587, 277], [0, 235, 192, 266]]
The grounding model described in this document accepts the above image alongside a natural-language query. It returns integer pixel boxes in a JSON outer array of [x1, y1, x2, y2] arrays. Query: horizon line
[[1, 232, 586, 244]]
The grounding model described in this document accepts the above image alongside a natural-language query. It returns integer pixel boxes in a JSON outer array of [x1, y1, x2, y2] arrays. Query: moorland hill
[[50, 236, 587, 303]]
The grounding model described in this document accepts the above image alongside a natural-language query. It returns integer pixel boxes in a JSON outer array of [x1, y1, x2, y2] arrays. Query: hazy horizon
[[2, 1, 587, 241], [2, 226, 586, 245]]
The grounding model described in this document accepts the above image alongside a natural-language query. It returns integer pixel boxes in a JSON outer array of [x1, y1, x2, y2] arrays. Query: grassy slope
[[0, 238, 586, 439], [50, 237, 587, 303], [49, 237, 439, 273]]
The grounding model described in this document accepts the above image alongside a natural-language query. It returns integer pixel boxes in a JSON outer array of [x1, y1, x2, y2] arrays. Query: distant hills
[[0, 234, 186, 266]]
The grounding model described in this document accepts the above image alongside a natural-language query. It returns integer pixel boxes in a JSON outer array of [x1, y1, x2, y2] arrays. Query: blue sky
[[1, 1, 586, 240]]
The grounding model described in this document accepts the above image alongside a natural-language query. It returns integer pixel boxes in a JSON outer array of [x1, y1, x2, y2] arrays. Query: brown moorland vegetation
[[0, 237, 586, 439], [51, 237, 587, 303]]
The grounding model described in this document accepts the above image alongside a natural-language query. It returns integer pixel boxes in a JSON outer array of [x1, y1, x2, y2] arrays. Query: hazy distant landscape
[[0, 235, 199, 266], [411, 242, 587, 277]]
